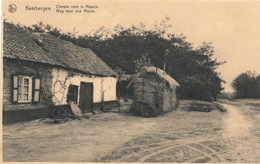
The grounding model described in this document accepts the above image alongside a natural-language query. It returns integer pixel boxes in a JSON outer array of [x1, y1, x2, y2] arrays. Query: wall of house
[[3, 59, 53, 111], [3, 59, 53, 124], [51, 68, 117, 106]]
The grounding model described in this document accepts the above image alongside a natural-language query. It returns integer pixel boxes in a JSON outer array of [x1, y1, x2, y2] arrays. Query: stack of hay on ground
[[127, 66, 180, 117]]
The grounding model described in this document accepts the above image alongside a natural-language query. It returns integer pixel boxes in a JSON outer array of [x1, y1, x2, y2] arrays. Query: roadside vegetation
[[179, 100, 226, 112]]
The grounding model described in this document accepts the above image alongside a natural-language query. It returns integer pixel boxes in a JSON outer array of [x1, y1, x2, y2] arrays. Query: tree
[[256, 76, 260, 98], [232, 71, 259, 98], [134, 53, 153, 73]]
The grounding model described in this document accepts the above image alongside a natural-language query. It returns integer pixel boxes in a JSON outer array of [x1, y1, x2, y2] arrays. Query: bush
[[183, 101, 226, 112], [186, 103, 214, 112]]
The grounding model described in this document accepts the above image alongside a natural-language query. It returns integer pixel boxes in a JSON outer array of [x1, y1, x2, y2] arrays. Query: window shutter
[[33, 78, 41, 103], [11, 75, 19, 103]]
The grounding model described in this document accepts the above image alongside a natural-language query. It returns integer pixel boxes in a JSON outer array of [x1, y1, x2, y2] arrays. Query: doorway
[[79, 82, 93, 113], [67, 85, 78, 104]]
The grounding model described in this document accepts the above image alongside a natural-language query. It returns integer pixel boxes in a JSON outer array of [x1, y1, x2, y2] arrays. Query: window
[[12, 75, 41, 104], [18, 76, 32, 102]]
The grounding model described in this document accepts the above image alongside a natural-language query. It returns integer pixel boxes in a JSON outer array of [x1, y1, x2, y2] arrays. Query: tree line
[[7, 18, 226, 101], [232, 71, 260, 98]]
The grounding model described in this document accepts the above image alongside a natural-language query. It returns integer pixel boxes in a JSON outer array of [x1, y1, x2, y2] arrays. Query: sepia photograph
[[1, 0, 260, 163]]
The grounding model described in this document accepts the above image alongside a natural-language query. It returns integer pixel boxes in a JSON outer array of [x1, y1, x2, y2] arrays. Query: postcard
[[1, 0, 260, 163]]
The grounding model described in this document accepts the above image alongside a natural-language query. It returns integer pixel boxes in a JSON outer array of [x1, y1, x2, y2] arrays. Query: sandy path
[[222, 104, 252, 138], [101, 102, 259, 163], [39, 119, 156, 162], [221, 103, 260, 162]]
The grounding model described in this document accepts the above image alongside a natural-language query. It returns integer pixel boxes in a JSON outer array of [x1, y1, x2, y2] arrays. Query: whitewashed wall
[[51, 68, 117, 105]]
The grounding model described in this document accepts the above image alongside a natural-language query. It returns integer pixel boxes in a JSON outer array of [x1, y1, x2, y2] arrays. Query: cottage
[[3, 22, 118, 124], [127, 66, 180, 117]]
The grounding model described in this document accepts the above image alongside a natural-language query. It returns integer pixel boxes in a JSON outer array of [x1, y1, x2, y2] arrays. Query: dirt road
[[222, 104, 252, 138], [3, 101, 156, 162], [3, 99, 260, 162], [99, 100, 260, 163], [220, 101, 260, 162]]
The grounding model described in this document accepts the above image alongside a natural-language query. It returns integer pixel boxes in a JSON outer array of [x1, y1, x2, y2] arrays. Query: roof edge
[[3, 57, 117, 77]]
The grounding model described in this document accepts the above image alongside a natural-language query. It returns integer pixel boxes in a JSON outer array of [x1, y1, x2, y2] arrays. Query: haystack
[[127, 66, 180, 117]]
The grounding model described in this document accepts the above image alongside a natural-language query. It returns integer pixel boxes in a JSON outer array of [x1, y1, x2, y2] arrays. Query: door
[[79, 82, 93, 113]]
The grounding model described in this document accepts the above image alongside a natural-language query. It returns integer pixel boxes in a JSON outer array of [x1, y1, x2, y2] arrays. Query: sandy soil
[[222, 104, 252, 138], [219, 99, 260, 162], [3, 99, 260, 162], [3, 100, 156, 162]]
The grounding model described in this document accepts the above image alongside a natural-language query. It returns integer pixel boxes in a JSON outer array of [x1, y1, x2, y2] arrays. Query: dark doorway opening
[[67, 85, 78, 104], [79, 82, 93, 113]]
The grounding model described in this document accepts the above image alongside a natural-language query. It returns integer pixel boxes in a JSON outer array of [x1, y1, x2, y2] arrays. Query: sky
[[2, 0, 260, 92]]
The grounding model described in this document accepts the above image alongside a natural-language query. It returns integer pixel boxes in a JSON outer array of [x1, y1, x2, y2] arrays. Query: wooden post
[[163, 63, 166, 71], [101, 91, 104, 111], [118, 97, 121, 112]]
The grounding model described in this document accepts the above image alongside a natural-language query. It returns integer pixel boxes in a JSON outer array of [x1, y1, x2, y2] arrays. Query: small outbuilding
[[127, 66, 180, 117], [3, 22, 118, 124]]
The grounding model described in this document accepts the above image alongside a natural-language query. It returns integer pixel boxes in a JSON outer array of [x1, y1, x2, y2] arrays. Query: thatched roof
[[127, 66, 180, 89], [3, 22, 117, 77]]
